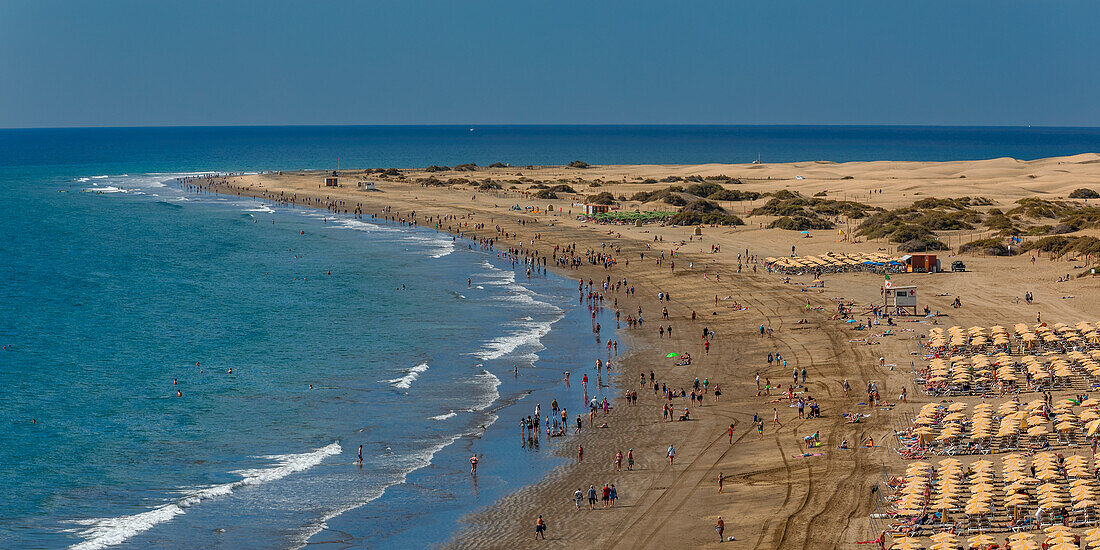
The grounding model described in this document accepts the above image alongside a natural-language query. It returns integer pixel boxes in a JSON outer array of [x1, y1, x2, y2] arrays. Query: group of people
[[573, 483, 620, 510]]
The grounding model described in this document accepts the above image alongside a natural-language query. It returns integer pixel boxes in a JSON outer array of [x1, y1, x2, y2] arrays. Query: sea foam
[[387, 361, 429, 389], [68, 442, 341, 550]]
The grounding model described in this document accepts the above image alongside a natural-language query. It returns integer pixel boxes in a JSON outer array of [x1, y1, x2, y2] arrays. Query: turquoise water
[[0, 169, 611, 549], [2, 125, 1098, 549]]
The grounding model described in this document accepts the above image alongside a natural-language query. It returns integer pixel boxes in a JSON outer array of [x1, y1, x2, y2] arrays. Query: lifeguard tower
[[884, 284, 918, 315]]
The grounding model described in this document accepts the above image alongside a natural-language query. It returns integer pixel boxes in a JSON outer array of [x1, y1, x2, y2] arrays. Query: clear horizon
[[6, 123, 1100, 131], [2, 1, 1098, 128]]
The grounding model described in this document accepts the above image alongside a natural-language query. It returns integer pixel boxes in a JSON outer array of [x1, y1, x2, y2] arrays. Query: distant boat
[[469, 128, 475, 132], [752, 153, 762, 164]]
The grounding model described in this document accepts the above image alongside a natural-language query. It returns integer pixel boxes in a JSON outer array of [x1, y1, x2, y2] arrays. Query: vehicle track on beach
[[767, 297, 877, 549], [606, 274, 850, 550], [616, 421, 758, 550]]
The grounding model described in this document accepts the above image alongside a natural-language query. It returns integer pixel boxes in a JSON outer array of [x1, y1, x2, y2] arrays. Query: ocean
[[2, 125, 1099, 549]]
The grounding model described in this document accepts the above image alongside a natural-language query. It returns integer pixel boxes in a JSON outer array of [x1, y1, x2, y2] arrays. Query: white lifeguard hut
[[357, 179, 376, 191], [884, 283, 918, 315]]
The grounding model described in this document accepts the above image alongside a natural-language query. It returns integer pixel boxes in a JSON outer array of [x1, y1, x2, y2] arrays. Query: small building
[[902, 253, 939, 273], [357, 180, 376, 191], [885, 284, 918, 315], [584, 204, 610, 216], [324, 176, 339, 187]]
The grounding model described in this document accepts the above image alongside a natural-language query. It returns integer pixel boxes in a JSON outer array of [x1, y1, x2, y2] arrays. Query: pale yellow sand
[[195, 154, 1100, 548]]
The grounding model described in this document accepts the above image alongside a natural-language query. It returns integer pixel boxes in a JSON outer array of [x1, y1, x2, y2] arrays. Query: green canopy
[[666, 352, 679, 358]]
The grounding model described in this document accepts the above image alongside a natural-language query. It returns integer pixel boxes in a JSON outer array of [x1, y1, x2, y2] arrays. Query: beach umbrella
[[1087, 419, 1100, 436], [967, 534, 995, 547], [929, 532, 957, 543], [665, 352, 678, 358], [1005, 493, 1030, 508], [890, 537, 922, 550]]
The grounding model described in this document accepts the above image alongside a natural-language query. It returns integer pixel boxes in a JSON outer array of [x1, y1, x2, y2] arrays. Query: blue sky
[[1, 0, 1097, 128]]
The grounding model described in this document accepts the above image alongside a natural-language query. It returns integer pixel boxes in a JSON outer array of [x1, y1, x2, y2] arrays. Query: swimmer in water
[[177, 389, 182, 397], [358, 445, 363, 464]]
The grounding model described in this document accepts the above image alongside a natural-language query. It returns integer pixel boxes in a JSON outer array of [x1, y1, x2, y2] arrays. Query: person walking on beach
[[574, 488, 583, 509], [728, 423, 735, 444], [667, 444, 676, 465], [587, 485, 597, 509], [577, 444, 584, 462], [718, 472, 725, 493], [357, 445, 363, 465], [715, 517, 725, 542], [534, 515, 546, 540], [627, 448, 634, 470], [773, 408, 782, 428], [615, 450, 623, 471], [470, 454, 479, 474]]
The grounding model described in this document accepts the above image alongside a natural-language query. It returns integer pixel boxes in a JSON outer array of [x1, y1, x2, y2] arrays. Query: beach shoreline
[[184, 154, 1100, 548]]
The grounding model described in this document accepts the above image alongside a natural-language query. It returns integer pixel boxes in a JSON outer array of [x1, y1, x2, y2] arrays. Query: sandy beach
[[190, 154, 1100, 549]]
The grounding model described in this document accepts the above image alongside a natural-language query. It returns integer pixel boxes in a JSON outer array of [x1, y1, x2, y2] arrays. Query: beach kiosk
[[324, 176, 339, 187], [584, 204, 610, 216], [902, 253, 940, 273], [357, 180, 376, 191], [884, 284, 918, 315]]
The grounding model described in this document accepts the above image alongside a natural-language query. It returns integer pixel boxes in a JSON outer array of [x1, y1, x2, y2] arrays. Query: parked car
[[951, 260, 966, 272]]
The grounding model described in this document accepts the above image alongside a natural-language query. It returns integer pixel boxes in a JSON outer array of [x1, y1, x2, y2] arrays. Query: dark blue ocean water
[[1, 125, 1099, 549], [2, 125, 1100, 175]]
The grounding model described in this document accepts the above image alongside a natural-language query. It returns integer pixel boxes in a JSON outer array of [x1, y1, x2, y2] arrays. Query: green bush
[[958, 238, 1019, 256], [668, 200, 744, 225], [1069, 188, 1100, 199], [684, 181, 726, 198], [1022, 236, 1100, 257], [1009, 198, 1073, 218], [708, 189, 760, 201], [585, 192, 616, 205], [898, 237, 949, 252], [768, 216, 833, 230], [417, 176, 448, 186]]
